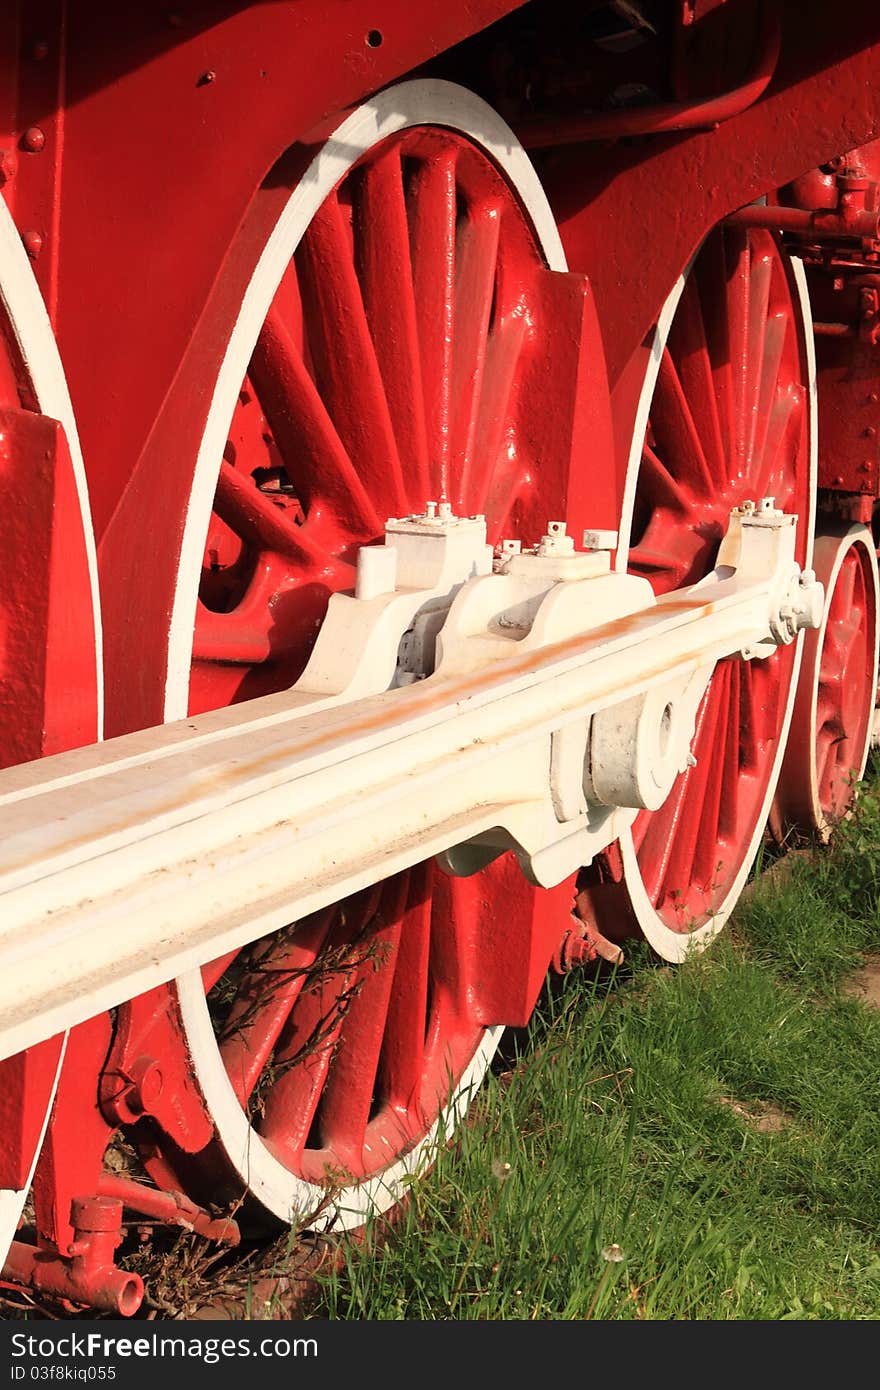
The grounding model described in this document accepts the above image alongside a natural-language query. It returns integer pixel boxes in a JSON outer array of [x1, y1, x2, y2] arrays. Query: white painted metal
[[0, 503, 821, 1065], [611, 253, 818, 962]]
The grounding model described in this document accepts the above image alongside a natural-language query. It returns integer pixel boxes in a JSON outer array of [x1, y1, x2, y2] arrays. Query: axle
[[0, 501, 821, 1061]]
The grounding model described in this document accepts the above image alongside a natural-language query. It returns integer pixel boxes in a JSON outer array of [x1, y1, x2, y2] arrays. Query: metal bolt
[[21, 229, 42, 260], [197, 69, 216, 86], [31, 39, 49, 60], [21, 126, 45, 153], [438, 500, 452, 520], [425, 500, 437, 519], [125, 1057, 164, 1114]]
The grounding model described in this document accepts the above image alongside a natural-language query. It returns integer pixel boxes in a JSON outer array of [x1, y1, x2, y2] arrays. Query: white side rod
[[0, 507, 820, 1060]]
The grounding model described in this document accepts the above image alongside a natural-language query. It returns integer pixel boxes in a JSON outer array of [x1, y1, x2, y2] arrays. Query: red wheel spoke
[[315, 878, 409, 1162], [295, 192, 407, 517], [201, 950, 239, 994], [212, 460, 329, 567], [657, 679, 724, 911], [835, 552, 858, 617], [652, 348, 714, 496], [692, 662, 731, 888], [719, 659, 742, 839], [451, 201, 502, 509], [667, 274, 727, 486], [815, 725, 841, 800], [250, 304, 381, 533], [737, 657, 760, 773], [630, 810, 652, 855], [378, 864, 433, 1108], [259, 887, 383, 1159], [636, 786, 682, 905], [219, 910, 334, 1105], [409, 149, 458, 497], [725, 225, 751, 476], [751, 311, 786, 475], [815, 680, 838, 733], [696, 230, 735, 472], [640, 442, 691, 512], [471, 314, 528, 519], [744, 249, 773, 470], [752, 388, 803, 504], [357, 150, 431, 507]]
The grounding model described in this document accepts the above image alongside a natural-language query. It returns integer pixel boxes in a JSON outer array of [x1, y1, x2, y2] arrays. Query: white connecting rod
[[0, 502, 821, 1060]]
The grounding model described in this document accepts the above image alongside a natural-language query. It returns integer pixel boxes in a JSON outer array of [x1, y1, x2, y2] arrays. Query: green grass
[[309, 769, 880, 1320]]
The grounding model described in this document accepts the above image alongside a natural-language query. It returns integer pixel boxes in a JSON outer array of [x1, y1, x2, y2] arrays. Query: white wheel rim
[[170, 80, 565, 1226], [614, 247, 817, 963]]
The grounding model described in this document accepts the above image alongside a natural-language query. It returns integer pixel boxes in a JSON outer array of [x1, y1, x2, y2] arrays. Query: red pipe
[[813, 322, 855, 337], [517, 0, 781, 149], [1, 1197, 143, 1316], [725, 204, 880, 239], [96, 1173, 240, 1244]]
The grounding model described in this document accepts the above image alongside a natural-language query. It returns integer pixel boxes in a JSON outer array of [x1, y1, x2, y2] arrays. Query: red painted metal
[[95, 1176, 240, 1245], [3, 0, 880, 1315], [518, 0, 781, 148], [727, 204, 880, 242], [0, 1039, 64, 1190], [2, 1197, 143, 1317]]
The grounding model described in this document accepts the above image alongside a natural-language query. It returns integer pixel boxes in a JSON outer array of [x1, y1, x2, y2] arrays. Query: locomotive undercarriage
[[0, 0, 879, 1314]]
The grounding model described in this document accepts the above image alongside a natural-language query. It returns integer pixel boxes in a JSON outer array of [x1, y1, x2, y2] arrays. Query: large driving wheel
[[578, 223, 816, 962], [131, 82, 596, 1229]]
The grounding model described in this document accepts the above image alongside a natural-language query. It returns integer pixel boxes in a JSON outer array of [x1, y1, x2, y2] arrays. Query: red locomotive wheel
[[579, 223, 816, 962], [771, 521, 879, 839], [144, 82, 593, 1228]]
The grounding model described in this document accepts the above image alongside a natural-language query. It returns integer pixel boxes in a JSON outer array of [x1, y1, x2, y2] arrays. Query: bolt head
[[21, 229, 42, 260], [21, 126, 45, 153]]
